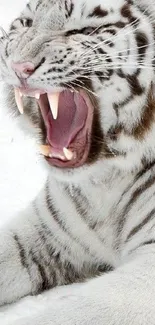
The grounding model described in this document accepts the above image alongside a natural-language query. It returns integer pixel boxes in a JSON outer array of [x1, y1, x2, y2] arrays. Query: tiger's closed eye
[[81, 27, 96, 35], [65, 27, 97, 37]]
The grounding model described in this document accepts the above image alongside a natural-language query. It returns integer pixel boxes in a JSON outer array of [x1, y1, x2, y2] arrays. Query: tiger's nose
[[11, 61, 35, 79]]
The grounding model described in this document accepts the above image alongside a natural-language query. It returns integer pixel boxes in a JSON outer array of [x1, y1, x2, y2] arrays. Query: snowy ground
[[0, 0, 47, 228]]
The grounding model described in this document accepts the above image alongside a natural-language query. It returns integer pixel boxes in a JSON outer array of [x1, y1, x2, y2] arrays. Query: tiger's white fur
[[0, 0, 155, 324]]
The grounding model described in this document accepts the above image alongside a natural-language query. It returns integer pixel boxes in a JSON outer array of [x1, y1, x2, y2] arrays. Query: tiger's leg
[[2, 243, 155, 325], [0, 203, 79, 306]]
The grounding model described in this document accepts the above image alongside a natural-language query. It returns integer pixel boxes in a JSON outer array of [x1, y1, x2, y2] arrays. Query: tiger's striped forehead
[[30, 0, 144, 30]]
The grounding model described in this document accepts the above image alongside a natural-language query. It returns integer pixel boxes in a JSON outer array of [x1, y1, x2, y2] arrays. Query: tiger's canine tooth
[[35, 93, 40, 100], [63, 148, 74, 160], [47, 92, 60, 120], [39, 145, 51, 157], [14, 88, 24, 114]]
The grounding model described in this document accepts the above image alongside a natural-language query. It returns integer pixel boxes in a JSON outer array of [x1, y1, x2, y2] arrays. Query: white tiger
[[0, 0, 155, 324]]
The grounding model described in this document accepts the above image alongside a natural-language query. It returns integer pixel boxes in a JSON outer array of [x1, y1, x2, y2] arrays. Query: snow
[[0, 0, 47, 228]]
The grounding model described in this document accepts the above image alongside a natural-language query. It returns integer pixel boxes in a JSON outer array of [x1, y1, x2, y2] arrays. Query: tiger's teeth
[[47, 92, 59, 120], [14, 88, 24, 114], [63, 148, 74, 160], [39, 145, 51, 157], [35, 93, 40, 100]]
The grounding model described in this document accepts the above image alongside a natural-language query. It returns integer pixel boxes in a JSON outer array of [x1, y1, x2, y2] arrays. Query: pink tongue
[[46, 90, 88, 149]]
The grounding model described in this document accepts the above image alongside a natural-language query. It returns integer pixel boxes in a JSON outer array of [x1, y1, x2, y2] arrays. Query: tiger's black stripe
[[113, 95, 133, 110], [136, 32, 149, 59], [120, 174, 155, 224], [126, 208, 155, 242], [142, 240, 155, 246], [65, 186, 95, 227], [65, 0, 74, 17], [88, 5, 108, 18], [116, 168, 155, 241], [65, 186, 110, 245], [40, 219, 72, 256], [65, 20, 127, 38], [26, 3, 31, 11], [46, 184, 95, 256], [30, 220, 111, 287], [136, 159, 155, 179], [13, 234, 29, 272], [30, 250, 51, 292], [36, 0, 42, 10]]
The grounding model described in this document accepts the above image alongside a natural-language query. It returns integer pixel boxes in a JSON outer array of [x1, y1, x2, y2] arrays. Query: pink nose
[[11, 61, 35, 78]]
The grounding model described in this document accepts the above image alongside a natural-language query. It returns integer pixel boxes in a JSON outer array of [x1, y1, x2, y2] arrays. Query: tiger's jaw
[[15, 87, 94, 169]]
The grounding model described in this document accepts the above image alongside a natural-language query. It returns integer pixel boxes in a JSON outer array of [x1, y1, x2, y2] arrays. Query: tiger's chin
[[14, 87, 94, 170]]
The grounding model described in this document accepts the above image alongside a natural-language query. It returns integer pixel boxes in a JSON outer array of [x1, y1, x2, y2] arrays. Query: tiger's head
[[0, 0, 155, 181]]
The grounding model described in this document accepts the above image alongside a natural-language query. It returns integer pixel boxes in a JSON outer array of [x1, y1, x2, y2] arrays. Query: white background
[[0, 0, 47, 227]]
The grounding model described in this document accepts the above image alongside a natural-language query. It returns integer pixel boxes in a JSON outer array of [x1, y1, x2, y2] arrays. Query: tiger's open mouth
[[14, 87, 94, 168]]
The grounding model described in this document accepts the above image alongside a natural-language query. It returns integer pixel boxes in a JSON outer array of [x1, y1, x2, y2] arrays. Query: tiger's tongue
[[46, 91, 88, 149]]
